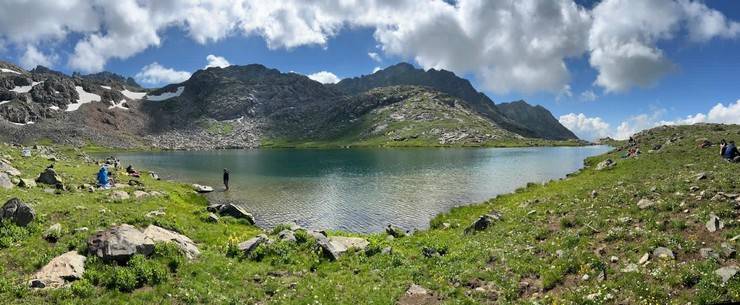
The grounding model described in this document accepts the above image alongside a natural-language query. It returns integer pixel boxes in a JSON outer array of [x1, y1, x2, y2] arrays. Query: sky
[[0, 0, 739, 140]]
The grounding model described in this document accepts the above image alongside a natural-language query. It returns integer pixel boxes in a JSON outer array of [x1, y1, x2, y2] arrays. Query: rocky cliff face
[[0, 61, 578, 149], [497, 101, 577, 140], [336, 63, 578, 140]]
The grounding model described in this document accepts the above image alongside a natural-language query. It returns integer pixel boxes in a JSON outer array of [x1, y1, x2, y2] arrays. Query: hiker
[[114, 159, 121, 171], [97, 166, 110, 189], [720, 139, 727, 156], [126, 164, 140, 177], [722, 140, 740, 162], [223, 168, 230, 191]]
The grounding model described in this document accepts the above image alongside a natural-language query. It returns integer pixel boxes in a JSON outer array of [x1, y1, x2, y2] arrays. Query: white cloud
[[588, 0, 739, 92], [559, 113, 612, 141], [307, 71, 340, 84], [580, 90, 598, 102], [555, 85, 573, 102], [368, 52, 381, 62], [0, 0, 737, 93], [612, 100, 740, 139], [372, 66, 382, 73], [205, 54, 230, 68], [134, 62, 191, 86], [20, 45, 57, 69]]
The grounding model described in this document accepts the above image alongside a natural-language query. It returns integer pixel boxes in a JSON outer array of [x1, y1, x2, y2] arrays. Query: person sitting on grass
[[126, 164, 141, 177], [97, 166, 111, 189], [722, 140, 739, 163]]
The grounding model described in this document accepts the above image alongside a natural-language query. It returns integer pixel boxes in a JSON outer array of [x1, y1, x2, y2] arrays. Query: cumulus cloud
[[205, 54, 230, 68], [589, 0, 739, 92], [307, 71, 340, 84], [559, 113, 611, 141], [20, 45, 57, 69], [368, 52, 381, 62], [0, 0, 737, 93], [372, 66, 382, 73], [134, 62, 191, 86]]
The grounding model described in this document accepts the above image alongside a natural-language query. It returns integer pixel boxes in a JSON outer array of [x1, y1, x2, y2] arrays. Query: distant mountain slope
[[497, 101, 577, 140], [335, 63, 578, 140]]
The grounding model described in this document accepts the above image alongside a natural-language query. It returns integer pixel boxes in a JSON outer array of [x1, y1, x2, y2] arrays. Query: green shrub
[[70, 279, 95, 298], [0, 222, 31, 249], [107, 267, 137, 292]]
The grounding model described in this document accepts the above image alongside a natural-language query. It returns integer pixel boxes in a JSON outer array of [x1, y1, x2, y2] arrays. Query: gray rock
[[238, 234, 268, 255], [653, 247, 674, 260], [720, 243, 736, 258], [109, 190, 130, 201], [29, 251, 86, 289], [0, 161, 20, 176], [595, 159, 615, 171], [87, 224, 155, 263], [192, 184, 214, 193], [638, 253, 650, 264], [43, 223, 62, 241], [0, 172, 13, 189], [0, 198, 35, 227], [18, 178, 36, 188], [715, 266, 739, 284], [696, 172, 707, 181], [621, 263, 638, 273], [145, 210, 165, 218], [149, 172, 160, 180], [637, 199, 655, 209], [278, 230, 297, 242], [36, 168, 63, 186], [206, 212, 219, 223], [381, 247, 393, 255], [706, 213, 724, 232], [700, 248, 718, 259], [132, 190, 149, 199], [142, 225, 200, 259], [464, 211, 502, 234], [385, 225, 406, 238], [217, 203, 255, 224], [396, 284, 439, 305]]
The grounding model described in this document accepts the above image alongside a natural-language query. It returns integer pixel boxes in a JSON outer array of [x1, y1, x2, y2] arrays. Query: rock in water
[[715, 266, 739, 284], [87, 224, 155, 263], [142, 225, 200, 259], [386, 225, 407, 238], [192, 184, 214, 193], [218, 203, 255, 224], [36, 168, 63, 186], [28, 251, 86, 289], [238, 234, 268, 255], [396, 284, 440, 305], [0, 198, 35, 227], [464, 212, 502, 234], [637, 199, 655, 209], [0, 173, 13, 189], [706, 213, 724, 232]]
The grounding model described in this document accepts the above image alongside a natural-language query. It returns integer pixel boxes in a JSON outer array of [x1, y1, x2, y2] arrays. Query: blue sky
[[0, 0, 739, 140]]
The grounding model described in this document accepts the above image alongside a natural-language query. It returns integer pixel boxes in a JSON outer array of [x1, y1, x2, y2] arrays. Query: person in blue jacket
[[97, 166, 110, 189]]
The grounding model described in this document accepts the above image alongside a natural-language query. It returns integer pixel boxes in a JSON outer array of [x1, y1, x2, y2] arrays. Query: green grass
[[0, 124, 739, 304]]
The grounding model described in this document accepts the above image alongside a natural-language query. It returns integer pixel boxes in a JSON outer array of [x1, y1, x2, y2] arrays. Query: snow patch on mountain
[[0, 68, 21, 74], [146, 86, 184, 101], [10, 81, 42, 93], [101, 85, 111, 90], [121, 89, 146, 100], [66, 86, 101, 111], [108, 100, 129, 110]]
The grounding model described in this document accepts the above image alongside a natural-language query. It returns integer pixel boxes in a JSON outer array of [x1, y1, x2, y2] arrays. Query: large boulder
[[28, 251, 86, 289], [0, 173, 13, 189], [464, 212, 502, 234], [18, 178, 36, 188], [595, 159, 615, 171], [210, 203, 255, 224], [36, 168, 63, 186], [0, 161, 21, 176], [142, 225, 200, 259], [192, 184, 214, 193], [87, 224, 155, 263], [715, 266, 739, 284], [319, 236, 369, 260], [706, 214, 724, 232], [238, 234, 268, 255], [386, 225, 407, 238], [0, 198, 35, 227], [109, 190, 130, 201]]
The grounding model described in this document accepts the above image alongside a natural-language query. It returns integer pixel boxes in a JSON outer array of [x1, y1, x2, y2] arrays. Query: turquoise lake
[[110, 146, 611, 233]]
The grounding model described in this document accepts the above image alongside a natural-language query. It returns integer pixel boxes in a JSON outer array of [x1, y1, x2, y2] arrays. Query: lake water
[[109, 146, 610, 233]]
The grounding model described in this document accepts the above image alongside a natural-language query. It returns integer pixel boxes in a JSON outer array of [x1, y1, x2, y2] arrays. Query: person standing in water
[[223, 168, 230, 191]]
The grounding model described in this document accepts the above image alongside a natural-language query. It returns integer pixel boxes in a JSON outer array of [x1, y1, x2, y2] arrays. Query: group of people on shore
[[97, 156, 142, 188], [720, 140, 740, 163]]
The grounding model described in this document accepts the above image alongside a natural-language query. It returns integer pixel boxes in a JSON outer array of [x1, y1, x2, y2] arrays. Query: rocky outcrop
[[207, 203, 255, 224], [1, 198, 35, 226], [238, 234, 268, 256], [464, 212, 502, 234], [318, 236, 370, 260], [87, 224, 155, 263], [36, 168, 63, 186], [142, 225, 200, 259], [0, 172, 12, 189], [29, 251, 86, 289]]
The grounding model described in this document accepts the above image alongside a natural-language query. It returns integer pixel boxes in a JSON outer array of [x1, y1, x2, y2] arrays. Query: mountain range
[[0, 60, 579, 149]]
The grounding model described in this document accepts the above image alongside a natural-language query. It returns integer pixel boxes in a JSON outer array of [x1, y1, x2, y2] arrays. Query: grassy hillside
[[0, 124, 739, 304]]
